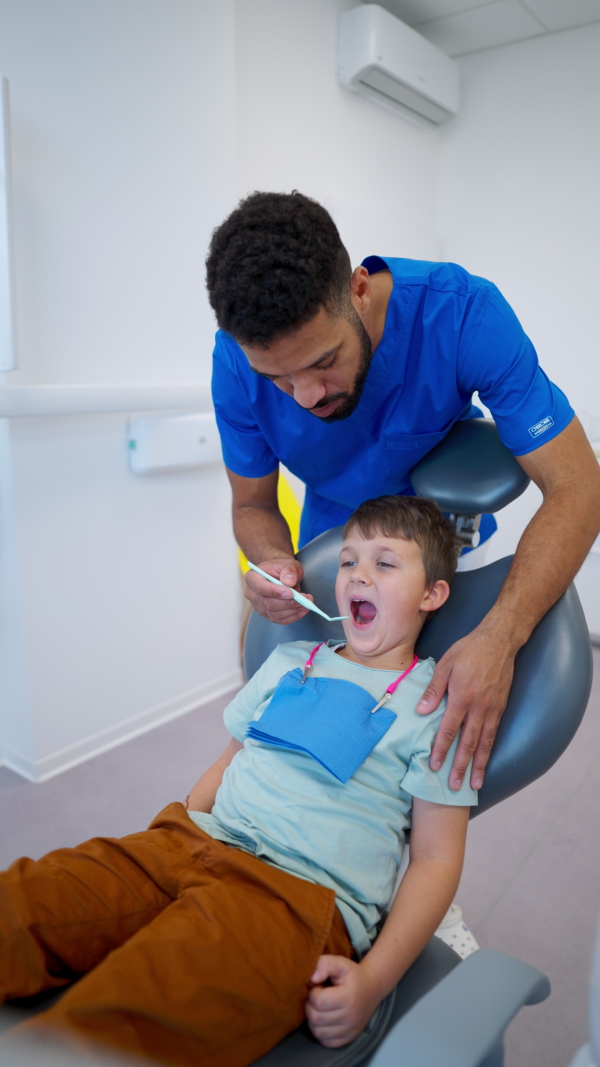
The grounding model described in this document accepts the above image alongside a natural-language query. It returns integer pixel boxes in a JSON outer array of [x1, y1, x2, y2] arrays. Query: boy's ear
[[420, 579, 450, 614]]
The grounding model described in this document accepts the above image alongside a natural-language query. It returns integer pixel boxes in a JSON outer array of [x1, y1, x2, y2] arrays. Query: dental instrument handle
[[246, 563, 326, 615], [246, 560, 287, 587], [246, 561, 348, 621], [291, 589, 329, 617]]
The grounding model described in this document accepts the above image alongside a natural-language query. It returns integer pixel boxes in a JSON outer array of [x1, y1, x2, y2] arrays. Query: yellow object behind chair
[[238, 470, 302, 573]]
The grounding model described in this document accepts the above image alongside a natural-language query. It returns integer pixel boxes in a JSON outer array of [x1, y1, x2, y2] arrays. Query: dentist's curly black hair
[[205, 191, 352, 346]]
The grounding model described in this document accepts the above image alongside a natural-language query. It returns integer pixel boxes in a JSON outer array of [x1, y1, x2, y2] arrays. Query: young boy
[[0, 496, 476, 1067]]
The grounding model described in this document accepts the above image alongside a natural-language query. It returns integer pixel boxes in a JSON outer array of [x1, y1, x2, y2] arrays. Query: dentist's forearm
[[477, 489, 600, 654], [227, 466, 295, 564], [227, 466, 309, 623], [233, 501, 295, 564]]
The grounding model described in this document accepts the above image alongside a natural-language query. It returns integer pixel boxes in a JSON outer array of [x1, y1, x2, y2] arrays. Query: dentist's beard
[[312, 311, 373, 423]]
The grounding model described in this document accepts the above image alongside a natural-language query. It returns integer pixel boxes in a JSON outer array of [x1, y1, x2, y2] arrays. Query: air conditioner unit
[[337, 4, 459, 127]]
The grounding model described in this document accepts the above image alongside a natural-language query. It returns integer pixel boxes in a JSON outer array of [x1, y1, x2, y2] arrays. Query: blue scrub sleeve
[[459, 284, 574, 456], [211, 333, 279, 478]]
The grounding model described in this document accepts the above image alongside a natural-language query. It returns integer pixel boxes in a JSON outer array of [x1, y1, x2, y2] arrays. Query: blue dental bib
[[246, 667, 397, 784]]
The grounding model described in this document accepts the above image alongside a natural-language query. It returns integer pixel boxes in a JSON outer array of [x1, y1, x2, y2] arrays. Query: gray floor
[[1, 649, 599, 1066]]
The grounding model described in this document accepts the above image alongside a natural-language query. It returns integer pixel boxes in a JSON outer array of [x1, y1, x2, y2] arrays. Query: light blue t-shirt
[[189, 641, 477, 955]]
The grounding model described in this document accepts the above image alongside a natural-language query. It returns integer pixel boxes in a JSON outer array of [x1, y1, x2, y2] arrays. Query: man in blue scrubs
[[207, 191, 600, 792]]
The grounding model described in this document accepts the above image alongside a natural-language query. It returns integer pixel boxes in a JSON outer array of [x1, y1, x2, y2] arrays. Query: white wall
[[437, 24, 600, 635], [236, 0, 443, 264], [0, 0, 242, 779]]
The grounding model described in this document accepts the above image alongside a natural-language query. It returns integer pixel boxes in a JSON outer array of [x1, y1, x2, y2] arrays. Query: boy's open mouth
[[350, 598, 377, 626]]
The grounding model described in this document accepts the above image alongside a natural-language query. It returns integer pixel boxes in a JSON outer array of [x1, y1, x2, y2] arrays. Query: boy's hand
[[306, 956, 381, 1048]]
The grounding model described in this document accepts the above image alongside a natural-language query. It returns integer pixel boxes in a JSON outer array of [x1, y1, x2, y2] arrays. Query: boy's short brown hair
[[343, 496, 462, 588]]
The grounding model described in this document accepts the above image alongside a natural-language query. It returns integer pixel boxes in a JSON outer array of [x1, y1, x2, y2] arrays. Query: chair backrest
[[243, 526, 593, 816]]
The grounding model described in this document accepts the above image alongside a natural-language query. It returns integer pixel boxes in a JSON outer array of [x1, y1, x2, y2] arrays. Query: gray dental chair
[[244, 419, 593, 1067]]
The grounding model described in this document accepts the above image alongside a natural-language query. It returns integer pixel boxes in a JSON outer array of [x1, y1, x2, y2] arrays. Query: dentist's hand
[[416, 626, 515, 791], [306, 956, 380, 1048], [244, 556, 314, 625]]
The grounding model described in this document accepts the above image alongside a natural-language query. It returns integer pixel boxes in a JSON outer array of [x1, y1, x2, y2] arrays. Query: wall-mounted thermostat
[[128, 412, 222, 474]]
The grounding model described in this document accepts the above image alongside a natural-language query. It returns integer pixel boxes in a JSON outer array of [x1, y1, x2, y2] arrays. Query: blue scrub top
[[211, 256, 574, 547]]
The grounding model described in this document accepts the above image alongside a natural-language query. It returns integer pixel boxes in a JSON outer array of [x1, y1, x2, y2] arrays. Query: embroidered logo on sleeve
[[528, 416, 554, 439]]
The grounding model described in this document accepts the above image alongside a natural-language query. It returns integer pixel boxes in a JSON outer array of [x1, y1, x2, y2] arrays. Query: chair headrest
[[243, 526, 592, 815], [410, 419, 530, 516]]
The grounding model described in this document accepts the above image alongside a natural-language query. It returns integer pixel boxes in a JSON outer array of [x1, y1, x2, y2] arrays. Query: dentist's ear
[[421, 579, 450, 613]]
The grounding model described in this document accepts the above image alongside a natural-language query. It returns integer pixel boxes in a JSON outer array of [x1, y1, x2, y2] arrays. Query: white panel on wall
[[128, 412, 222, 474]]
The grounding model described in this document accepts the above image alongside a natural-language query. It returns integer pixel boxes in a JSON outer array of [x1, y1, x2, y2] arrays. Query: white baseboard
[[1, 669, 243, 783]]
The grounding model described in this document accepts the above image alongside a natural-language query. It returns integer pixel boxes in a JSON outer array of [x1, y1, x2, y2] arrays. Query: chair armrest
[[569, 1044, 596, 1067], [369, 948, 550, 1067]]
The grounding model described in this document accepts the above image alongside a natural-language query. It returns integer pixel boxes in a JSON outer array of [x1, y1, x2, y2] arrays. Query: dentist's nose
[[290, 374, 327, 410]]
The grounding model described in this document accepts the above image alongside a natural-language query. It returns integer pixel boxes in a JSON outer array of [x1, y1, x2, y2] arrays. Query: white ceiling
[[370, 0, 600, 55]]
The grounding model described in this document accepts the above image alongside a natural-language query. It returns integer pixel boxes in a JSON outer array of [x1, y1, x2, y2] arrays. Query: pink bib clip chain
[[301, 643, 324, 683], [370, 654, 419, 713], [301, 644, 419, 712]]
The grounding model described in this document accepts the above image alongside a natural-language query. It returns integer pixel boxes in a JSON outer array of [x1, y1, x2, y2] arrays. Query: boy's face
[[335, 529, 449, 667]]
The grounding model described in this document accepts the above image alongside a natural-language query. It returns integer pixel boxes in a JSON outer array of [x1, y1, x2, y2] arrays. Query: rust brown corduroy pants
[[0, 802, 353, 1066]]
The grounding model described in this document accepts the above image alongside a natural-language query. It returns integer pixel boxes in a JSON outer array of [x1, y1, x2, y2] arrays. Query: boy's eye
[[340, 559, 356, 568], [377, 561, 394, 568]]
